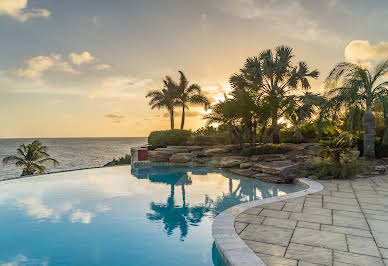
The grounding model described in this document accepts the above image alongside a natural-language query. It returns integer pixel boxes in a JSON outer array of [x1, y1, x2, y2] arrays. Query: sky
[[0, 0, 388, 138]]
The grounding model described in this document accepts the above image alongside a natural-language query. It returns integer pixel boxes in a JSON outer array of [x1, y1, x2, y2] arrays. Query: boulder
[[252, 161, 296, 175], [240, 162, 254, 169], [157, 147, 189, 154], [211, 156, 247, 168], [167, 146, 204, 152], [148, 150, 172, 162], [228, 168, 255, 177], [169, 153, 195, 163], [204, 148, 227, 156], [253, 173, 288, 183], [340, 150, 360, 163], [251, 154, 287, 162]]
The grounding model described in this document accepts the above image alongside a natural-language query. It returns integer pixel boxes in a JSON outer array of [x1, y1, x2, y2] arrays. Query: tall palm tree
[[3, 140, 59, 176], [325, 60, 388, 158], [230, 46, 320, 144], [286, 92, 325, 143], [146, 76, 179, 129], [176, 71, 210, 129]]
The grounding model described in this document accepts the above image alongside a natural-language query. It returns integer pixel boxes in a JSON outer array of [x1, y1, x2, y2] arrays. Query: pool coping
[[212, 178, 324, 266]]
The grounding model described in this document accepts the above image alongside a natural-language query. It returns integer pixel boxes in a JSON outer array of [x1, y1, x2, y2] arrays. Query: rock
[[148, 151, 172, 162], [251, 154, 286, 162], [167, 146, 204, 152], [253, 173, 287, 183], [228, 168, 255, 177], [204, 148, 227, 156], [279, 165, 300, 183], [375, 166, 386, 174], [169, 153, 195, 163], [252, 161, 296, 175], [157, 147, 189, 154], [240, 162, 254, 169], [211, 156, 247, 168]]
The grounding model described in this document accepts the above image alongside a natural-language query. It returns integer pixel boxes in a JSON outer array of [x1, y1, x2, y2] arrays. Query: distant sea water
[[0, 137, 147, 180]]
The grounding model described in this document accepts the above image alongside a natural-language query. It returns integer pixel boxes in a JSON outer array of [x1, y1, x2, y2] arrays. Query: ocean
[[0, 137, 147, 180]]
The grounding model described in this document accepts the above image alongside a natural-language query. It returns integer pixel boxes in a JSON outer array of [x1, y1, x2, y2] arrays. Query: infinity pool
[[0, 166, 301, 265]]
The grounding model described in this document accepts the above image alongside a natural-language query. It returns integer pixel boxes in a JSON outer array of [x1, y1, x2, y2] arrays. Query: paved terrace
[[235, 175, 388, 266]]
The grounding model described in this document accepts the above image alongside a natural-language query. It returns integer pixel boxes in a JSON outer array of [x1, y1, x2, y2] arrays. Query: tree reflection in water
[[131, 166, 283, 240]]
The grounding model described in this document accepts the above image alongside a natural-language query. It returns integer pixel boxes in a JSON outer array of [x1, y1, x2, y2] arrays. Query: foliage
[[146, 77, 179, 129], [146, 71, 209, 130], [300, 122, 318, 141], [279, 129, 294, 143], [175, 71, 210, 129], [230, 45, 320, 144], [318, 135, 352, 164], [188, 135, 227, 146], [105, 154, 131, 166], [148, 130, 192, 148], [2, 140, 59, 176], [240, 144, 292, 156], [357, 138, 388, 158], [193, 126, 226, 136], [325, 60, 388, 158], [308, 159, 369, 179]]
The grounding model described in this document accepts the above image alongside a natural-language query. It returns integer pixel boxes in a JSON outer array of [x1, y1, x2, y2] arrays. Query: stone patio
[[235, 175, 388, 266]]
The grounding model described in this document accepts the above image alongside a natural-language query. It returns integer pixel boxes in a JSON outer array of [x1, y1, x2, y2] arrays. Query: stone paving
[[235, 175, 388, 266]]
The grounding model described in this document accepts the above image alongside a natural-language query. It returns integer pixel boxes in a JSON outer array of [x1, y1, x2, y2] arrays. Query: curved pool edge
[[212, 178, 324, 266]]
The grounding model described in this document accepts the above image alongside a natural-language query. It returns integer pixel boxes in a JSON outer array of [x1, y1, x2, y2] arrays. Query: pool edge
[[212, 178, 324, 266]]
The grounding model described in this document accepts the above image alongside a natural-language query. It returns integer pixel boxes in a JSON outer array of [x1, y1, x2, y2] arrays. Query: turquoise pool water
[[0, 166, 301, 265]]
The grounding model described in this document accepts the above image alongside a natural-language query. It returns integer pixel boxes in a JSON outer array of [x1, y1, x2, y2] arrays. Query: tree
[[285, 92, 325, 143], [325, 60, 388, 158], [230, 45, 319, 144], [176, 71, 210, 129], [3, 140, 59, 176], [146, 76, 179, 129]]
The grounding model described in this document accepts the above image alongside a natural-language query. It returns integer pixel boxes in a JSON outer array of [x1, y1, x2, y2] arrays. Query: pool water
[[0, 166, 301, 265]]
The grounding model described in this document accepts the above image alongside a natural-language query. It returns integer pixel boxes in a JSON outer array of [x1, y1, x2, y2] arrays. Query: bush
[[104, 154, 131, 166], [241, 144, 292, 156], [307, 158, 369, 179], [301, 122, 318, 141], [188, 135, 227, 146], [356, 138, 388, 158], [280, 129, 294, 143], [148, 130, 192, 148]]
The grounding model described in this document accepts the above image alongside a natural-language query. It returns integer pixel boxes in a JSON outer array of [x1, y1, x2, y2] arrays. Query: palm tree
[[146, 76, 179, 129], [176, 71, 210, 129], [3, 140, 59, 176], [230, 45, 320, 144], [325, 60, 388, 158], [286, 92, 325, 143]]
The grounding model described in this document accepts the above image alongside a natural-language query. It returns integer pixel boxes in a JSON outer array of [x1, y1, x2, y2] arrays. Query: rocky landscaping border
[[212, 178, 324, 266]]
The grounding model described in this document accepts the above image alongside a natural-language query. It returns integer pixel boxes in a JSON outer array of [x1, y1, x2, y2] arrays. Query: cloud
[[71, 210, 94, 224], [88, 76, 152, 98], [95, 64, 112, 71], [212, 0, 343, 46], [17, 198, 53, 219], [16, 54, 78, 78], [69, 51, 94, 65], [0, 0, 50, 22], [105, 113, 125, 123], [345, 40, 388, 64]]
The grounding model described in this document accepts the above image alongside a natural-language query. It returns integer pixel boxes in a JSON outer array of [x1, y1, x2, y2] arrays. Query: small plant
[[148, 129, 192, 148], [241, 144, 292, 156], [105, 154, 131, 166], [318, 135, 352, 165]]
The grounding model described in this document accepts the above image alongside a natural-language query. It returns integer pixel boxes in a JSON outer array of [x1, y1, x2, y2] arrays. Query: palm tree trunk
[[272, 112, 280, 144], [362, 105, 375, 158], [180, 106, 185, 130], [227, 126, 233, 144], [170, 108, 175, 129], [383, 98, 388, 144]]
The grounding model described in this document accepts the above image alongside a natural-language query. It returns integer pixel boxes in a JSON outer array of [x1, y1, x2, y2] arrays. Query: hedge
[[148, 130, 192, 148]]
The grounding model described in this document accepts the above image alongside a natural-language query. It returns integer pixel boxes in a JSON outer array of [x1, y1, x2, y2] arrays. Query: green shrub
[[241, 144, 292, 156], [105, 154, 131, 166], [301, 122, 318, 141], [280, 129, 294, 143], [308, 158, 369, 179], [356, 138, 388, 158], [188, 135, 227, 145], [148, 130, 192, 148]]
